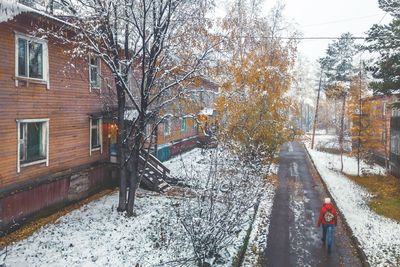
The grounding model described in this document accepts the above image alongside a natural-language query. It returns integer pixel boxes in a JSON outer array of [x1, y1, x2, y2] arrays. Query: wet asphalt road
[[262, 142, 362, 267]]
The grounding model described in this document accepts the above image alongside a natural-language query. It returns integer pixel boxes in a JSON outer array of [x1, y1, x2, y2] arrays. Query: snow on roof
[[0, 0, 73, 26], [0, 0, 30, 23], [200, 107, 214, 116]]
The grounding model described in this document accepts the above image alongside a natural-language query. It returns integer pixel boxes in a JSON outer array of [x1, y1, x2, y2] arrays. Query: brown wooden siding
[[0, 15, 113, 188]]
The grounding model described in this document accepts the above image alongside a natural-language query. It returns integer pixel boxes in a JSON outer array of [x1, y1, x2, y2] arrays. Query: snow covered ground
[[305, 133, 385, 176], [242, 184, 275, 267], [305, 135, 400, 266], [3, 148, 275, 267]]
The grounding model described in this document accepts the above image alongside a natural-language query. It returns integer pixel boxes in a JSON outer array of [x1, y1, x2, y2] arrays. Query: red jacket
[[317, 203, 337, 226]]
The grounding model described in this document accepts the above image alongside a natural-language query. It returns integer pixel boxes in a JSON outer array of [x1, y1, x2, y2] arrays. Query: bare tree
[[38, 0, 215, 215], [175, 147, 266, 266]]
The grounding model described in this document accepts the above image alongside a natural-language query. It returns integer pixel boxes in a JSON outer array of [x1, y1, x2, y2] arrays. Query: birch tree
[[215, 1, 298, 166]]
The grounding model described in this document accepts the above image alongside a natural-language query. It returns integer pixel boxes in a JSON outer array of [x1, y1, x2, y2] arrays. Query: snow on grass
[[306, 146, 400, 266], [242, 182, 275, 267], [164, 148, 212, 188], [4, 192, 197, 267], [304, 134, 385, 176], [4, 148, 274, 267]]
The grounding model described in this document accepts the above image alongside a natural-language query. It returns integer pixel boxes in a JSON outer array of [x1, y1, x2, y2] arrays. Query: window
[[145, 124, 153, 138], [17, 119, 49, 172], [391, 130, 400, 155], [383, 102, 387, 116], [181, 117, 187, 132], [90, 118, 102, 154], [89, 56, 101, 89], [15, 34, 48, 83], [192, 118, 197, 129], [164, 118, 171, 136], [382, 130, 386, 144], [119, 62, 132, 90]]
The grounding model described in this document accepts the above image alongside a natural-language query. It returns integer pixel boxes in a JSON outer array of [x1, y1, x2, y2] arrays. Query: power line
[[219, 35, 397, 40], [300, 13, 385, 28]]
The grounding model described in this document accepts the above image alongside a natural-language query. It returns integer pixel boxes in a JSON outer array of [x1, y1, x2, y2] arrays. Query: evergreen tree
[[364, 0, 400, 94], [318, 32, 357, 172]]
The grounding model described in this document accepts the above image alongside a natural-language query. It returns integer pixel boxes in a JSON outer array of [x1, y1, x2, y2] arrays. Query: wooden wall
[[0, 14, 113, 188]]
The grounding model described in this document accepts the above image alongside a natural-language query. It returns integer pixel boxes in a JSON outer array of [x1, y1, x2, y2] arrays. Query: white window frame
[[89, 55, 101, 91], [164, 118, 171, 136], [16, 118, 50, 173], [89, 117, 103, 155], [14, 33, 49, 89], [180, 117, 187, 133]]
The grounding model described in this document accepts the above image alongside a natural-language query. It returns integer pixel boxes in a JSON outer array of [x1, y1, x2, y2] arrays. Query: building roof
[[0, 0, 72, 26]]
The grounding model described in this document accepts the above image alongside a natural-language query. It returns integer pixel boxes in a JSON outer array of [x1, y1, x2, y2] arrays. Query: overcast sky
[[215, 0, 391, 65], [265, 0, 390, 63]]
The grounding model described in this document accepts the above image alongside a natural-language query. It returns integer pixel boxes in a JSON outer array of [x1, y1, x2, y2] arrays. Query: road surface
[[262, 142, 362, 267]]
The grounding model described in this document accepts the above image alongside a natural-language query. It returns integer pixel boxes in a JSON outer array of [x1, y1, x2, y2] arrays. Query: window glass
[[164, 118, 171, 135], [181, 118, 187, 132], [27, 122, 44, 160], [17, 38, 44, 79], [91, 119, 100, 148], [18, 38, 27, 76], [29, 42, 43, 79], [20, 122, 46, 163], [90, 57, 100, 87]]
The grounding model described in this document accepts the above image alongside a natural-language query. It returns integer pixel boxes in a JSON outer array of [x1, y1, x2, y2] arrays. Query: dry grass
[[0, 189, 115, 249], [347, 174, 400, 223], [265, 174, 278, 188]]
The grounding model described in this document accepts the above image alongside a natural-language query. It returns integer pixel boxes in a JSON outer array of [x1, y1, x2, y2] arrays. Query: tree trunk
[[117, 85, 127, 212], [126, 144, 140, 216], [126, 115, 145, 216], [340, 95, 346, 173], [311, 69, 323, 149]]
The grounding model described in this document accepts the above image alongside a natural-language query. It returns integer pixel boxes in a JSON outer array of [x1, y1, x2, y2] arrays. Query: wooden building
[[0, 2, 220, 232], [359, 95, 392, 167], [154, 78, 219, 161], [0, 5, 117, 232]]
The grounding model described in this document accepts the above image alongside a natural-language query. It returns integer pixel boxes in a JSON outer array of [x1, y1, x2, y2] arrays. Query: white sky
[[215, 0, 391, 64], [267, 0, 390, 63]]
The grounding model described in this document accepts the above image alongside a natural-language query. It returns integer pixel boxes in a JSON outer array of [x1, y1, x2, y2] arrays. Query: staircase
[[137, 149, 171, 192]]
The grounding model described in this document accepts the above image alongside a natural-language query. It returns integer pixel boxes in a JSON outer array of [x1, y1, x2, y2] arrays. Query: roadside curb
[[303, 143, 370, 267]]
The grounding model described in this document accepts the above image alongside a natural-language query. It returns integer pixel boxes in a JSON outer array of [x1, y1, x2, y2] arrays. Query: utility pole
[[311, 69, 323, 149], [357, 68, 362, 176]]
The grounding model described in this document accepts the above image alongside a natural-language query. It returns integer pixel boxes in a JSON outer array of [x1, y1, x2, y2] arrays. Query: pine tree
[[319, 32, 357, 172], [364, 0, 400, 94]]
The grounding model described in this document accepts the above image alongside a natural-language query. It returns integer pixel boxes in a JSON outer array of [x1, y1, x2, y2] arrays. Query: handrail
[[140, 149, 170, 174]]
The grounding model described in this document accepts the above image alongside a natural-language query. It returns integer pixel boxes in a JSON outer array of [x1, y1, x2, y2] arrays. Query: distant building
[[389, 95, 400, 177], [359, 95, 391, 167]]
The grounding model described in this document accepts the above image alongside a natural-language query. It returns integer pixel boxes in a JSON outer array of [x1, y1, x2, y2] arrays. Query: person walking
[[317, 197, 337, 252]]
